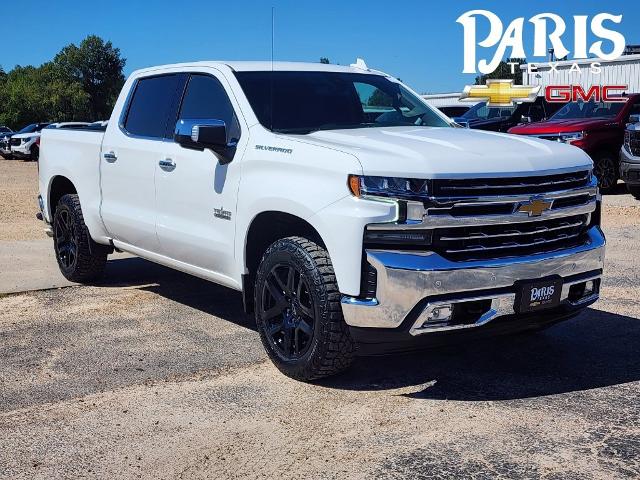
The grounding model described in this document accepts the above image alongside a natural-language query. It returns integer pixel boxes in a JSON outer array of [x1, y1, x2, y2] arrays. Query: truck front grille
[[627, 130, 640, 156], [431, 214, 590, 261], [10, 138, 21, 146], [365, 169, 598, 263], [431, 170, 591, 197]]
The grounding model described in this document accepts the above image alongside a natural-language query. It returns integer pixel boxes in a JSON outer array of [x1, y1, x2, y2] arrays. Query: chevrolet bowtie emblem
[[518, 198, 553, 217], [460, 79, 541, 107]]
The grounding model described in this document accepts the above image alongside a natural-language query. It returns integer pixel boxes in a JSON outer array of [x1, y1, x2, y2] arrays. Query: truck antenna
[[270, 6, 275, 131]]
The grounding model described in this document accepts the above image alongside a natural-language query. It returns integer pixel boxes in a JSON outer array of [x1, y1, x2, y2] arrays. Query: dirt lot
[[0, 160, 45, 241], [1, 159, 639, 479]]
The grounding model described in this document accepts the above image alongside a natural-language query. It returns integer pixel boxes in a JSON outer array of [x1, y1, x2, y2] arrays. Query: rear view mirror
[[174, 118, 238, 164]]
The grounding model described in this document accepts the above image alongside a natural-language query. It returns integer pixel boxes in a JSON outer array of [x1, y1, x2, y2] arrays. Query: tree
[[54, 35, 126, 120], [0, 64, 89, 128], [319, 57, 330, 64], [475, 58, 526, 85]]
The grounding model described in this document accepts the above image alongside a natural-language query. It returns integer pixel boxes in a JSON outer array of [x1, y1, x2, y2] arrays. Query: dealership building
[[424, 47, 640, 110]]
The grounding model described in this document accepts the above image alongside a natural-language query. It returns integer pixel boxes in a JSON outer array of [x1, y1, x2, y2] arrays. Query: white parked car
[[10, 122, 89, 161], [7, 123, 50, 160], [38, 61, 605, 380], [0, 126, 14, 158]]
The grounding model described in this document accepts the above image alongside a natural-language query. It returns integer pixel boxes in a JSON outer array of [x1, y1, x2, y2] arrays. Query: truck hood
[[509, 118, 617, 135], [299, 126, 591, 178]]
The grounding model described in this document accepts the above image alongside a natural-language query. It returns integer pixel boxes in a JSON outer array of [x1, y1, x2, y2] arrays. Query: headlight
[[348, 175, 429, 201], [23, 137, 32, 143], [624, 130, 631, 153], [558, 132, 584, 144]]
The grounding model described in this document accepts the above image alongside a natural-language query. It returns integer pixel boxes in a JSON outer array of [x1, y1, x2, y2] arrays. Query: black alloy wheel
[[261, 263, 316, 360], [254, 236, 354, 381], [52, 194, 108, 282], [594, 154, 618, 193], [54, 207, 78, 273]]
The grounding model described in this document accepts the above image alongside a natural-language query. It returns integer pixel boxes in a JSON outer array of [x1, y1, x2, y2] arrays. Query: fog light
[[583, 280, 595, 296], [428, 304, 452, 323]]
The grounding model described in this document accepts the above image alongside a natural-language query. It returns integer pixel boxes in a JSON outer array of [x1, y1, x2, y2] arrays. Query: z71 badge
[[214, 207, 232, 220]]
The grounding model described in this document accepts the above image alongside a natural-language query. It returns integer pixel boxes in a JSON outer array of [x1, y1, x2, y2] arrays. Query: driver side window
[[178, 74, 241, 141]]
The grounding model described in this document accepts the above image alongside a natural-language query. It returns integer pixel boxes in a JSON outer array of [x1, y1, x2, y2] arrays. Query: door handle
[[103, 151, 117, 163], [158, 158, 176, 171]]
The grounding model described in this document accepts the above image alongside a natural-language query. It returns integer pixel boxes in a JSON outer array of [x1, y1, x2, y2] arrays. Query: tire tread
[[255, 236, 354, 381], [54, 194, 108, 282]]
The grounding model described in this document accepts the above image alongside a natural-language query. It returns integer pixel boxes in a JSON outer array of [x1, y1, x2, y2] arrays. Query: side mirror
[[174, 118, 238, 164], [629, 114, 640, 125], [521, 115, 532, 124]]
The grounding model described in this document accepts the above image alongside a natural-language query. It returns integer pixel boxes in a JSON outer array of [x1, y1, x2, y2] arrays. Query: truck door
[[155, 71, 245, 279], [100, 73, 186, 253]]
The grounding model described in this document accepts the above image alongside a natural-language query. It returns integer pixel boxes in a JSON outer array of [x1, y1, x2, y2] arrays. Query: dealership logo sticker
[[460, 79, 540, 107]]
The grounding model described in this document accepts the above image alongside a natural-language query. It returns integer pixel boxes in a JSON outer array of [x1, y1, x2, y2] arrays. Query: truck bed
[[38, 128, 106, 240]]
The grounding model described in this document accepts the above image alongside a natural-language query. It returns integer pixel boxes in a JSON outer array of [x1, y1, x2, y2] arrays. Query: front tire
[[29, 145, 39, 162], [254, 236, 354, 381], [593, 152, 618, 193], [53, 194, 108, 282]]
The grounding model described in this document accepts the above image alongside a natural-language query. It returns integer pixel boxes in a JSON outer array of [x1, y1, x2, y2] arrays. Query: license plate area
[[516, 277, 563, 313]]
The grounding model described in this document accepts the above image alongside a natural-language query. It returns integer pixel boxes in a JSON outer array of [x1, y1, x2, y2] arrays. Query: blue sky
[[2, 0, 638, 93]]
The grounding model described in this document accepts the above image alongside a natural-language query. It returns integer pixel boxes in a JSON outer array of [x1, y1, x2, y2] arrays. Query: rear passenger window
[[124, 75, 182, 138], [178, 74, 241, 140]]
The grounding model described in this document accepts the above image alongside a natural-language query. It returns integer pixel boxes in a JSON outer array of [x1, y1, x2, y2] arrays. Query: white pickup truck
[[38, 61, 605, 380]]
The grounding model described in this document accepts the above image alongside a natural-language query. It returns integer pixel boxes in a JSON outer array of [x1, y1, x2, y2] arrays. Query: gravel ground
[[1, 159, 639, 479], [0, 159, 43, 241]]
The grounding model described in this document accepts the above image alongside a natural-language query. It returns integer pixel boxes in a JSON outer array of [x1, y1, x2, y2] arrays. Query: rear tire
[[254, 236, 354, 381], [53, 194, 108, 282], [593, 152, 618, 193], [628, 185, 640, 200]]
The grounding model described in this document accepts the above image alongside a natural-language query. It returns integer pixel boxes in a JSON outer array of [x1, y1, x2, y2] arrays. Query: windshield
[[550, 100, 626, 120], [234, 71, 450, 133], [17, 124, 38, 134], [460, 102, 516, 121]]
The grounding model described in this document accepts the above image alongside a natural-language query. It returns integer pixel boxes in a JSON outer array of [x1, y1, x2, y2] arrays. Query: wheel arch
[[242, 210, 325, 313], [48, 175, 77, 218]]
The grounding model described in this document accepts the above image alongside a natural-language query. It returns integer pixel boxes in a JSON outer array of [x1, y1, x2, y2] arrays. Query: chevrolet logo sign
[[517, 198, 553, 217], [460, 79, 541, 107]]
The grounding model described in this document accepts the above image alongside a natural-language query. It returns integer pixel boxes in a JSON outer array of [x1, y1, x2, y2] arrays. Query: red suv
[[508, 94, 640, 192]]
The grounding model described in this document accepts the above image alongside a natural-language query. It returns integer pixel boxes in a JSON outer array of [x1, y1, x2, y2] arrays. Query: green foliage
[[474, 58, 526, 85], [319, 57, 330, 64], [0, 35, 125, 129], [54, 35, 126, 120], [368, 89, 393, 107]]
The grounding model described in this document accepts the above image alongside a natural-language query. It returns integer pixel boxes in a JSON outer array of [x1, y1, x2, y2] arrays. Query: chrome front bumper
[[341, 226, 605, 333]]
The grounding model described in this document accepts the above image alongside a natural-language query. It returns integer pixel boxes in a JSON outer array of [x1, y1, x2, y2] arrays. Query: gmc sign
[[545, 85, 628, 102]]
